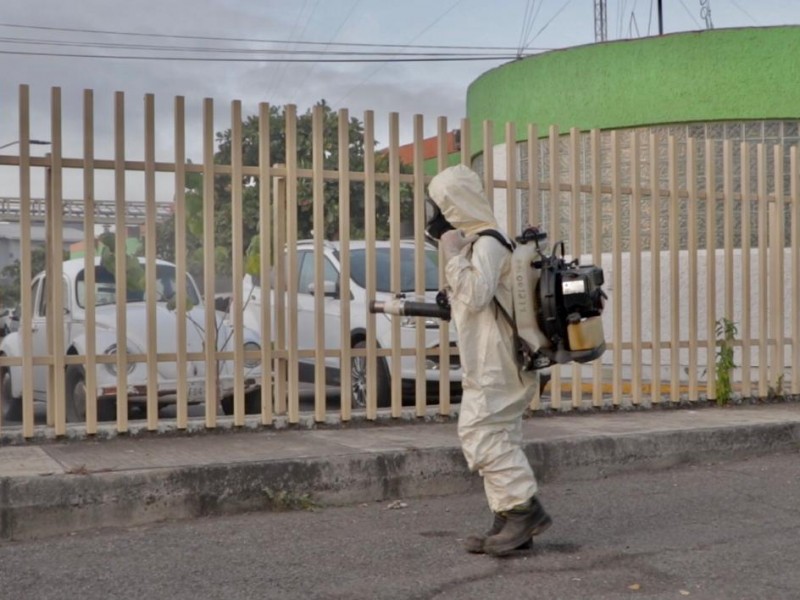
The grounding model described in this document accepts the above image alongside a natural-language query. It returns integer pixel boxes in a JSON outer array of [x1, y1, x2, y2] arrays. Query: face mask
[[424, 198, 454, 240]]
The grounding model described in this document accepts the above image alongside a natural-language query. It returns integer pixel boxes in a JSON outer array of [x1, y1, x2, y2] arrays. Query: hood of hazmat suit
[[428, 165, 539, 513]]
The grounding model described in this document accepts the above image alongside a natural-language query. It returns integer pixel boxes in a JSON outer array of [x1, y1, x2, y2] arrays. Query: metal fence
[[0, 84, 798, 439]]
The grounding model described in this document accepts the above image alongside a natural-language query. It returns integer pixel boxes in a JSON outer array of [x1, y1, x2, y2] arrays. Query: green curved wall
[[467, 26, 800, 156]]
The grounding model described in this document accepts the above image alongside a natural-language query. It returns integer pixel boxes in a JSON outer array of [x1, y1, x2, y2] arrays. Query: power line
[[524, 0, 576, 49], [0, 21, 531, 52], [0, 35, 516, 57], [0, 48, 524, 63]]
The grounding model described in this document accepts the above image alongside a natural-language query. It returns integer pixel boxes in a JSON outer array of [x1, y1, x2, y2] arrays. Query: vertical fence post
[[649, 132, 662, 404], [412, 114, 427, 417], [311, 105, 326, 422], [668, 135, 680, 403], [527, 124, 543, 411], [687, 137, 699, 402], [388, 112, 402, 417], [740, 142, 752, 398], [144, 93, 159, 431], [770, 145, 786, 390], [610, 131, 622, 405], [113, 91, 129, 432], [284, 105, 300, 423], [548, 125, 562, 408], [231, 100, 246, 425], [363, 111, 378, 420], [756, 144, 768, 398], [630, 131, 643, 405], [590, 129, 603, 407], [791, 146, 800, 396], [174, 96, 189, 429], [705, 139, 718, 402], [202, 98, 218, 428], [337, 108, 352, 421], [569, 128, 582, 408], [83, 89, 98, 434], [49, 87, 66, 435], [18, 85, 35, 437], [258, 103, 274, 425]]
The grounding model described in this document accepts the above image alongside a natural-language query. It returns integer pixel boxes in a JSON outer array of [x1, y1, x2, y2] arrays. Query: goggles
[[424, 197, 454, 240]]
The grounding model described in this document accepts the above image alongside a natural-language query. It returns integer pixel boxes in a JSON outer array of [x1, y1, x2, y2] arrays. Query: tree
[[155, 100, 414, 277]]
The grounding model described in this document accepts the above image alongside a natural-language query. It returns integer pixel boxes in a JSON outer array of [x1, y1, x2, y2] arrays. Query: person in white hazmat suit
[[427, 164, 552, 557]]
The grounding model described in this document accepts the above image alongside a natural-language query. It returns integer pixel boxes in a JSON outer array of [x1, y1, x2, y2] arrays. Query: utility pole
[[594, 0, 608, 42], [658, 0, 664, 35]]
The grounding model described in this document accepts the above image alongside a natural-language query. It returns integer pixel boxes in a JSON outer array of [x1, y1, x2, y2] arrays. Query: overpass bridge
[[0, 197, 174, 225]]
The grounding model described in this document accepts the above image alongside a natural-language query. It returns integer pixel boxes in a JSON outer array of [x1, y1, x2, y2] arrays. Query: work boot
[[463, 512, 533, 554], [483, 496, 552, 557]]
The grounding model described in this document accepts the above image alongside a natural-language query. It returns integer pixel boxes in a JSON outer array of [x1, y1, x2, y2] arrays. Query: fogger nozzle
[[369, 299, 451, 321]]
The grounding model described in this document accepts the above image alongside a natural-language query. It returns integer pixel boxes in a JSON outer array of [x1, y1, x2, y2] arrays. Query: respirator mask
[[424, 197, 454, 241]]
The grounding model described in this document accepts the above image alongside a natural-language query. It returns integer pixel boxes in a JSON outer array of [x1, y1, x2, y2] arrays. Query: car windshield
[[350, 247, 440, 292], [75, 264, 202, 308]]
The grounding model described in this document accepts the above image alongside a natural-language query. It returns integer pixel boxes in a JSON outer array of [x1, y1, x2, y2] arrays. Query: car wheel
[[65, 365, 116, 423], [0, 367, 22, 422], [351, 340, 391, 409], [220, 388, 262, 416]]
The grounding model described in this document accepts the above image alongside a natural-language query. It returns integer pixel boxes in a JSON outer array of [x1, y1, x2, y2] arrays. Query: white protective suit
[[428, 165, 539, 513]]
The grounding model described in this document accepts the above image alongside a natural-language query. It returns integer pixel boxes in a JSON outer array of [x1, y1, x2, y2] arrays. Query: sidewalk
[[1, 403, 799, 541]]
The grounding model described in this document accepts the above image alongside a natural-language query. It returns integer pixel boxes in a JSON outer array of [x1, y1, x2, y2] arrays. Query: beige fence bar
[[610, 131, 623, 405], [506, 123, 518, 236], [174, 96, 189, 429], [686, 137, 699, 401], [569, 128, 581, 408], [705, 139, 717, 401], [723, 140, 735, 323], [792, 146, 800, 396], [413, 114, 427, 416], [649, 132, 662, 404], [113, 91, 129, 431], [231, 100, 246, 425], [740, 142, 752, 398], [363, 110, 378, 419], [388, 113, 402, 417], [668, 135, 680, 403], [312, 105, 326, 422], [337, 108, 352, 421], [82, 89, 98, 434], [50, 87, 66, 435], [258, 103, 274, 424], [202, 98, 218, 428], [144, 94, 159, 430], [18, 85, 35, 437], [590, 129, 603, 407], [436, 116, 452, 415], [771, 145, 786, 388], [629, 131, 642, 405], [284, 105, 300, 422], [527, 123, 542, 411], [756, 144, 768, 397], [548, 125, 562, 408]]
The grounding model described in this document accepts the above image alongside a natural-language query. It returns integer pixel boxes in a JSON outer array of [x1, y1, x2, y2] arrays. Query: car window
[[350, 248, 440, 292], [75, 264, 202, 308], [31, 279, 40, 316], [296, 251, 338, 295], [38, 276, 47, 317]]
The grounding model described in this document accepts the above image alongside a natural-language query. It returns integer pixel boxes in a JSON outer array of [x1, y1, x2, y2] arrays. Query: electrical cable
[[0, 22, 528, 51], [0, 48, 522, 63], [524, 0, 576, 49]]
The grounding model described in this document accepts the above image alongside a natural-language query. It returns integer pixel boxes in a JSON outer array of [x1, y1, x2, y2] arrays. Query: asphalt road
[[1, 450, 798, 600]]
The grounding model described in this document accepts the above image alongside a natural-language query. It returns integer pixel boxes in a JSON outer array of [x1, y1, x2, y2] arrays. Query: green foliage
[[715, 317, 738, 406], [154, 100, 415, 278], [0, 246, 67, 304], [98, 232, 146, 295]]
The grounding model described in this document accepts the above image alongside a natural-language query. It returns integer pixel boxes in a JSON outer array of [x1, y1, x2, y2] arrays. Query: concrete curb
[[2, 416, 798, 541]]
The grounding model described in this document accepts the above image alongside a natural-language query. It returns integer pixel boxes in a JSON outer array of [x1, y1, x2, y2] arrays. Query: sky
[[0, 0, 795, 201]]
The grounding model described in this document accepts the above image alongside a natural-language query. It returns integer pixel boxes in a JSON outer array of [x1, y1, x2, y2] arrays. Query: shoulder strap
[[476, 229, 515, 253]]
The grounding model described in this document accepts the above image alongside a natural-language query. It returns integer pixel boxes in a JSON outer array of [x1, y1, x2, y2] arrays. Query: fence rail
[[0, 84, 797, 439]]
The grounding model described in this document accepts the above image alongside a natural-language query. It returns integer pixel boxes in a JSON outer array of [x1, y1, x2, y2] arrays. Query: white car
[[243, 240, 461, 409], [0, 257, 263, 423]]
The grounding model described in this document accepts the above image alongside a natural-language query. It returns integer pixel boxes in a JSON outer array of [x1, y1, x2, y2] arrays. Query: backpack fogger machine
[[369, 227, 607, 371]]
